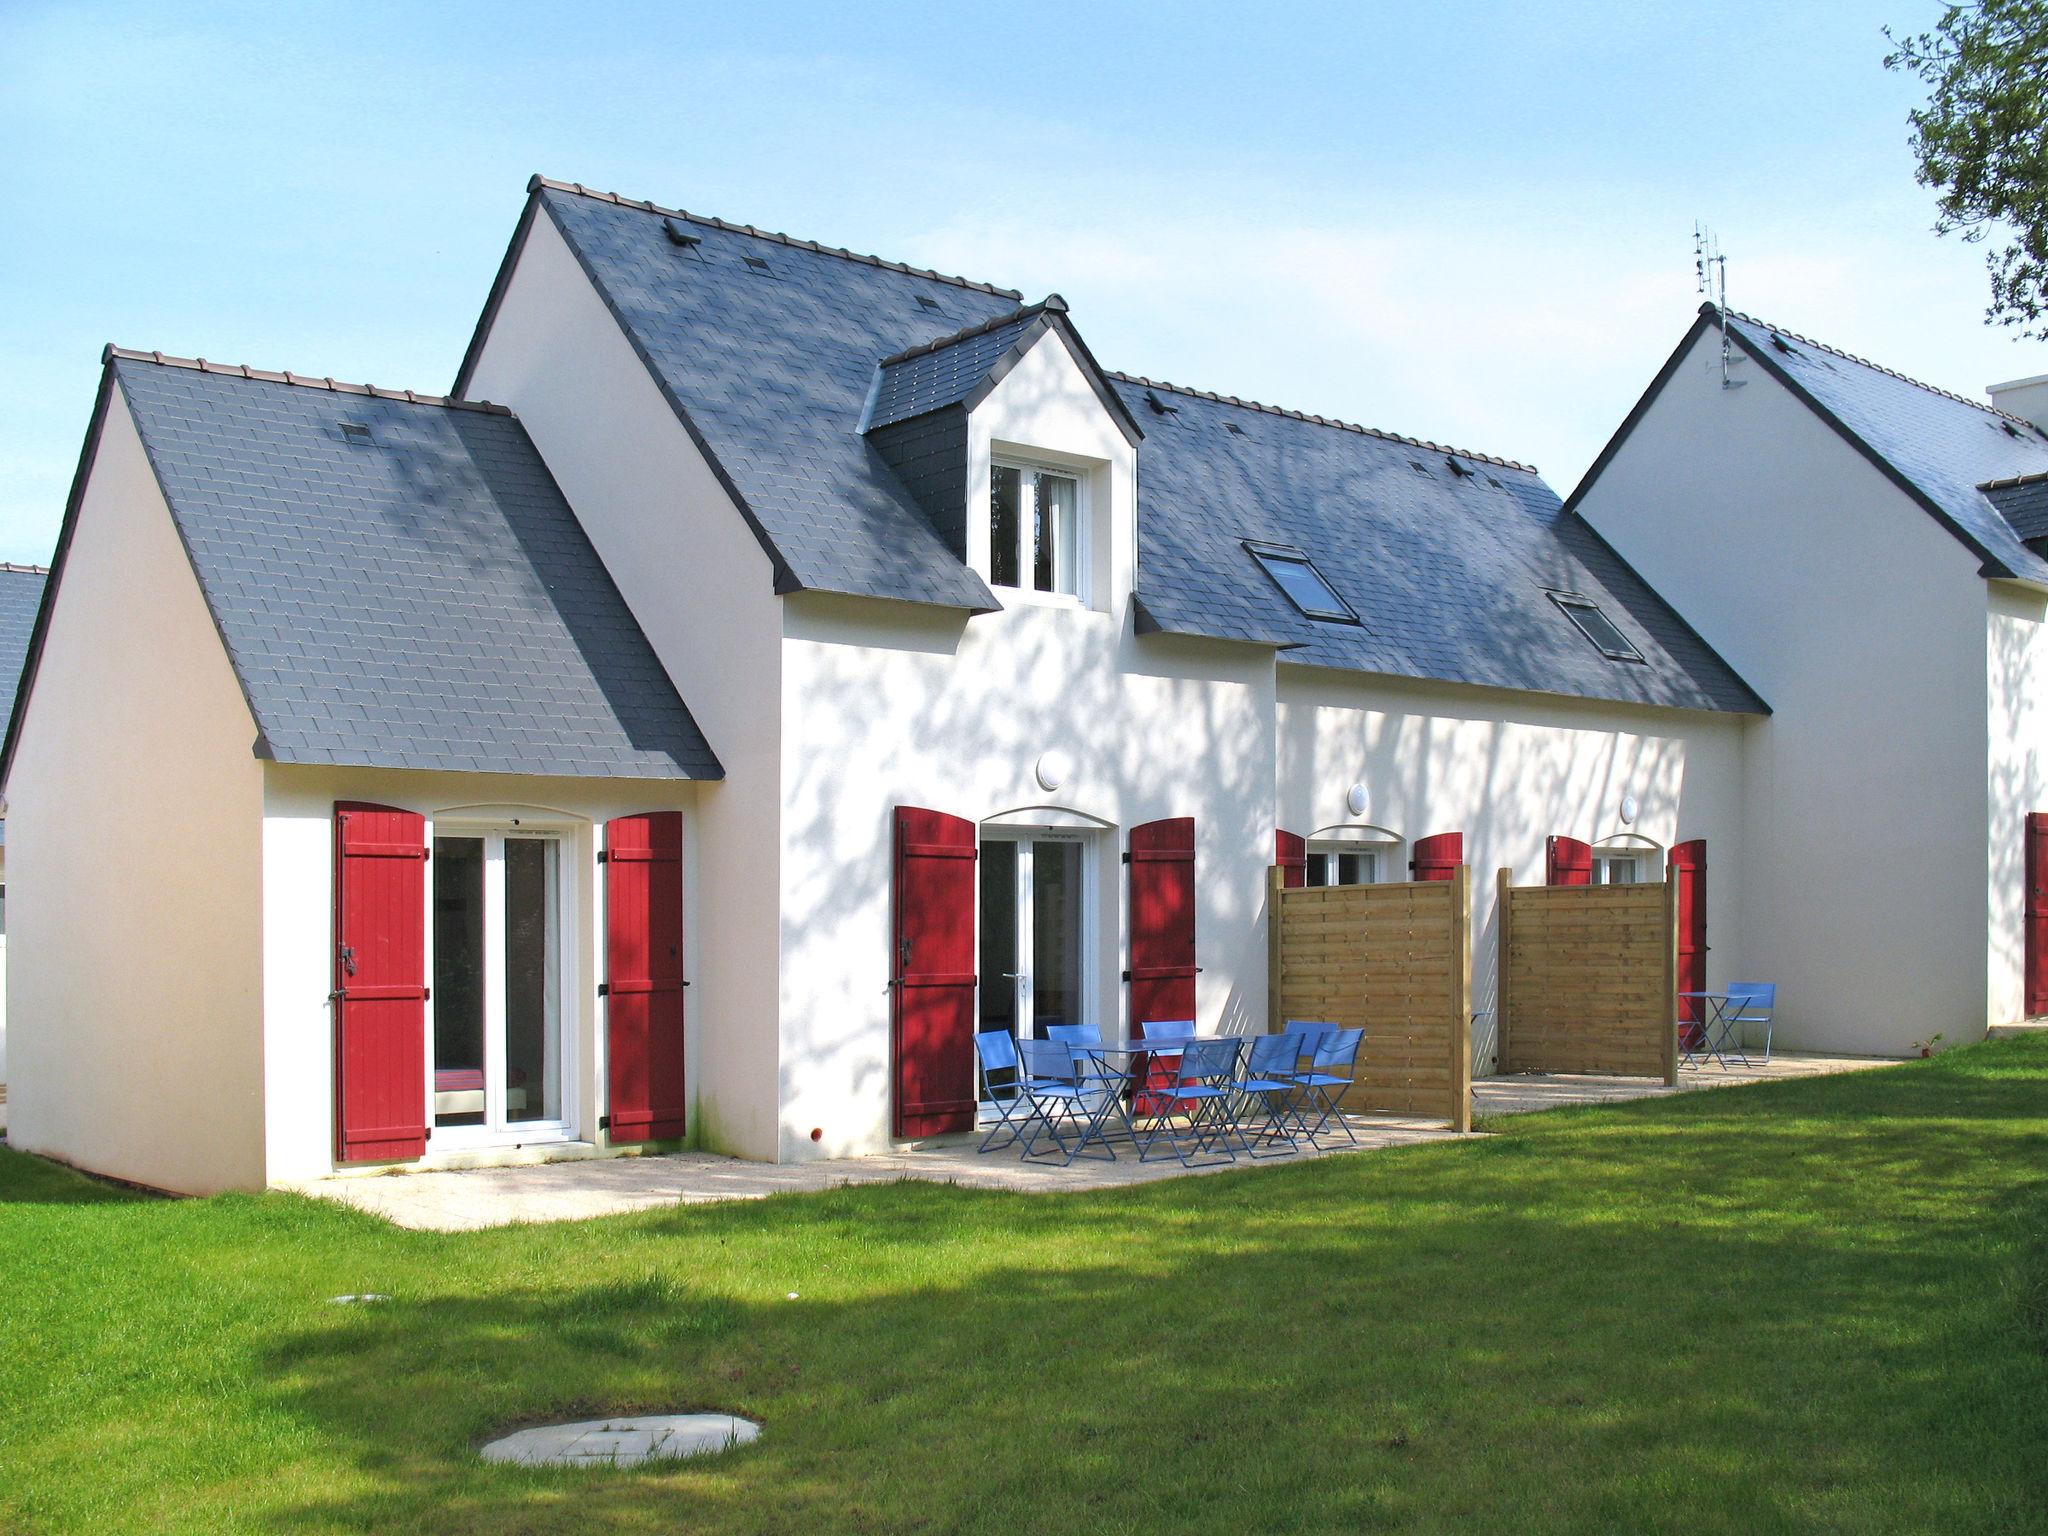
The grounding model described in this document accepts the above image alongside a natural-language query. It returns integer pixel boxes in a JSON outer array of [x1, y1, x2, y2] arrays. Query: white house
[[1572, 304, 2048, 1056], [0, 561, 48, 1085], [5, 178, 1768, 1195]]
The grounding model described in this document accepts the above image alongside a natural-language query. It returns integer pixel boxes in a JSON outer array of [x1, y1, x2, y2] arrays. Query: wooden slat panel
[[1498, 871, 1675, 1077]]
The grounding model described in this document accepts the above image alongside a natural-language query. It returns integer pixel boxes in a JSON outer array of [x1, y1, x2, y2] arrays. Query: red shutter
[[333, 802, 428, 1164], [1547, 835, 1593, 886], [1409, 831, 1462, 882], [1128, 817, 1198, 1026], [1275, 829, 1307, 889], [604, 812, 686, 1143], [2027, 814, 2048, 1015], [1671, 838, 1707, 1025], [892, 807, 978, 1138]]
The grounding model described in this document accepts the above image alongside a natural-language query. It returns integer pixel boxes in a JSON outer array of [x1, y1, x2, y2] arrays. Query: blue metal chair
[[1136, 1037, 1246, 1166], [1137, 1018, 1195, 1117], [1293, 1026, 1363, 1143], [973, 1030, 1036, 1154], [1045, 1023, 1102, 1045], [1017, 1039, 1115, 1165], [1725, 982, 1777, 1064], [1233, 1033, 1303, 1157]]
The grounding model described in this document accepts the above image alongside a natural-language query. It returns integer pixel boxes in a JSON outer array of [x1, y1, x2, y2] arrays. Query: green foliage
[[3, 1041, 2047, 1534], [1887, 2, 2048, 335]]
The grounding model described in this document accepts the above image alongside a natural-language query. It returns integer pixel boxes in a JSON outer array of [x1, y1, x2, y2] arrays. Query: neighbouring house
[[1572, 304, 2048, 1056], [8, 177, 1771, 1194], [0, 561, 49, 1084]]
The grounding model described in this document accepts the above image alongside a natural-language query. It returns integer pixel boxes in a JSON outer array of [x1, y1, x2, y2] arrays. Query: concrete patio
[[292, 1050, 1893, 1231]]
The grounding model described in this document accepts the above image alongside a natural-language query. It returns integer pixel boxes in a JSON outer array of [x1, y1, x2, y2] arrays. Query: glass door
[[430, 826, 570, 1143], [976, 830, 1090, 1065]]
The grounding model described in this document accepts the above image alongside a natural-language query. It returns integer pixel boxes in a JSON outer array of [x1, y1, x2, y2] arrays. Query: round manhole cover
[[480, 1414, 759, 1467]]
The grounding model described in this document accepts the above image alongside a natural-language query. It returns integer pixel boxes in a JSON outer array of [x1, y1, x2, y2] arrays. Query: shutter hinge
[[1121, 851, 1131, 864], [597, 849, 609, 863], [1121, 969, 1132, 982], [424, 1127, 432, 1142], [597, 983, 609, 997], [598, 1114, 610, 1131]]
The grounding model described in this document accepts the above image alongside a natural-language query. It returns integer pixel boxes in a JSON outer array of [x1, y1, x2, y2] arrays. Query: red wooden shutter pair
[[2028, 815, 2048, 1017], [1275, 829, 1308, 888], [331, 803, 685, 1164], [1410, 832, 1463, 881], [1547, 835, 1594, 886]]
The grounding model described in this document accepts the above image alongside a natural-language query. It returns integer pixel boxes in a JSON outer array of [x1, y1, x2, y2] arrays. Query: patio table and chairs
[[1679, 983, 1778, 1069], [973, 1021, 1362, 1168]]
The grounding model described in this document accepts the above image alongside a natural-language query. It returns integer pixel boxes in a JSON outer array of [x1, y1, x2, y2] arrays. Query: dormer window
[[990, 462, 1082, 597]]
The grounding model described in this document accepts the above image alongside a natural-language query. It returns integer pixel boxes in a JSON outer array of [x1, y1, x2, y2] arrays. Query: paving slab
[[480, 1413, 758, 1467], [294, 1052, 1892, 1232]]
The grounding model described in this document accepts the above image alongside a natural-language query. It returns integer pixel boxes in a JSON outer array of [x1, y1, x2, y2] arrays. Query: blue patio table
[[1677, 991, 1748, 1069], [1062, 1037, 1226, 1155]]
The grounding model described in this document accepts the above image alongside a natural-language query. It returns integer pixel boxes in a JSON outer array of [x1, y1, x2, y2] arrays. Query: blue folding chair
[[1045, 1023, 1102, 1045], [1136, 1038, 1246, 1166], [1018, 1039, 1116, 1165], [1725, 982, 1777, 1064], [973, 1030, 1035, 1154], [1293, 1026, 1363, 1143], [1137, 1018, 1195, 1117], [1233, 1033, 1303, 1157]]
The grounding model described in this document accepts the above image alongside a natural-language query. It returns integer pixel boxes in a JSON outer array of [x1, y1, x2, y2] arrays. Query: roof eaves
[[1109, 372, 1533, 473], [530, 175, 1025, 300]]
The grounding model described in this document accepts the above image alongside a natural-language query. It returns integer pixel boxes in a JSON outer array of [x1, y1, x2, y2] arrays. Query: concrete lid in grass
[[480, 1414, 759, 1468]]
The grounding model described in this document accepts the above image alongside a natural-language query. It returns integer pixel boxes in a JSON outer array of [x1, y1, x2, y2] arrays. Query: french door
[[429, 825, 573, 1144], [977, 831, 1088, 1048]]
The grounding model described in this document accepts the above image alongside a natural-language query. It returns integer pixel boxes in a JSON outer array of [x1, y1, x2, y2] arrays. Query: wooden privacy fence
[[1496, 868, 1678, 1083], [1266, 867, 1472, 1130]]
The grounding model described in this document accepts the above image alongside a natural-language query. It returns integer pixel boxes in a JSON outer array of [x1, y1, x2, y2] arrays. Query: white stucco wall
[[461, 208, 786, 1158], [1577, 328, 1989, 1054], [778, 330, 1277, 1158], [3, 393, 267, 1192], [1987, 582, 2048, 1024], [259, 765, 697, 1187], [1277, 668, 1748, 1071]]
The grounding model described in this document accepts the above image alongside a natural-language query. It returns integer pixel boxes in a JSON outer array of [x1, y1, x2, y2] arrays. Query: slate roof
[[0, 566, 47, 740], [465, 178, 1761, 714], [867, 309, 1048, 430], [1982, 472, 2048, 545], [98, 352, 719, 779], [1708, 308, 2048, 583], [1121, 380, 1763, 711]]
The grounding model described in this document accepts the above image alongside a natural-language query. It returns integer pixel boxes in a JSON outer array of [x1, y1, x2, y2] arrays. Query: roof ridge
[[1718, 304, 2028, 423], [876, 303, 1051, 368], [1107, 372, 1536, 474], [531, 175, 1027, 301], [103, 345, 512, 415], [0, 562, 48, 575], [1978, 469, 2048, 492]]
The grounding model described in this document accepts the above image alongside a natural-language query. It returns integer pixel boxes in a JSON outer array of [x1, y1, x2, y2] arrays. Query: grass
[[2, 1043, 2046, 1535]]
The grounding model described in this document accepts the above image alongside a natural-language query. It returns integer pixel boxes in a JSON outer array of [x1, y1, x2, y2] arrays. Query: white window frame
[[1591, 838, 1662, 886], [423, 811, 580, 1152], [989, 458, 1088, 604], [1304, 827, 1404, 887]]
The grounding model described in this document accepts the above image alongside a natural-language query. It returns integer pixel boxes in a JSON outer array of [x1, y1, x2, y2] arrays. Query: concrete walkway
[[295, 1051, 1892, 1232]]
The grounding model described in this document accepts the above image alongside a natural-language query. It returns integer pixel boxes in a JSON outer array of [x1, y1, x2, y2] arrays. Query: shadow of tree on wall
[[233, 1049, 2048, 1535]]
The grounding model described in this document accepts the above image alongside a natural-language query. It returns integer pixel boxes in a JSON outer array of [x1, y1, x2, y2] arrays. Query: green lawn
[[3, 1042, 2046, 1535]]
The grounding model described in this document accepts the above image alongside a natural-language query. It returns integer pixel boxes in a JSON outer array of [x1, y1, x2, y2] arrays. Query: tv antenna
[[1694, 222, 1742, 389]]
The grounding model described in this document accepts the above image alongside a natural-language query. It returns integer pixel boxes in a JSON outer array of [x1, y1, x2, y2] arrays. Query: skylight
[[1245, 541, 1359, 624], [1548, 591, 1643, 662]]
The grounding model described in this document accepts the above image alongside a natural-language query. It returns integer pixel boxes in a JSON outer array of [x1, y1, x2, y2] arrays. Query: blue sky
[[0, 0, 2027, 563]]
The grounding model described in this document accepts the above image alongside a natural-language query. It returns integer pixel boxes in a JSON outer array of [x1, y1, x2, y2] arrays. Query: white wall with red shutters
[[776, 327, 1280, 1159], [3, 393, 269, 1194], [1576, 324, 1994, 1055], [1988, 584, 2048, 1024], [255, 768, 698, 1188], [1275, 667, 1748, 1073], [461, 209, 787, 1161]]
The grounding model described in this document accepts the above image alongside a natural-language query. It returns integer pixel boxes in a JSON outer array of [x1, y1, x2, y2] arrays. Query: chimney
[[1988, 371, 2048, 431]]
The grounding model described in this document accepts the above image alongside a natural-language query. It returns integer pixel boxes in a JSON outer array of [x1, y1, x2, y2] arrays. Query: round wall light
[[1035, 751, 1069, 794], [1620, 793, 1639, 825], [1346, 782, 1369, 817]]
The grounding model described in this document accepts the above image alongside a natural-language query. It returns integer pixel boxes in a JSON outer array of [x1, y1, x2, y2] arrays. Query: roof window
[[1548, 591, 1644, 662], [339, 421, 373, 446], [1245, 540, 1360, 625], [662, 218, 702, 250]]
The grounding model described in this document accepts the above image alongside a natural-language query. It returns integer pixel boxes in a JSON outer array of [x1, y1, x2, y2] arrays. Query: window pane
[[1250, 547, 1353, 621], [503, 837, 561, 1125], [432, 836, 486, 1129], [1034, 472, 1078, 595], [1338, 852, 1377, 885], [978, 840, 1018, 1044], [1032, 839, 1084, 1029], [990, 466, 1022, 587]]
